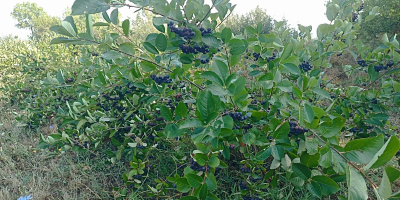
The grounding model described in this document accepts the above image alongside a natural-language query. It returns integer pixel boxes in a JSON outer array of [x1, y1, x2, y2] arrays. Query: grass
[[0, 104, 126, 199], [0, 102, 319, 199]]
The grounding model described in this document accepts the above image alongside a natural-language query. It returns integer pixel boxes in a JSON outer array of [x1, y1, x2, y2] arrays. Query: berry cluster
[[374, 65, 388, 72], [243, 124, 253, 130], [150, 74, 172, 84], [199, 27, 212, 36], [358, 3, 364, 11], [387, 61, 394, 68], [267, 53, 277, 62], [239, 182, 248, 190], [229, 112, 248, 121], [357, 60, 368, 67], [253, 53, 261, 61], [288, 121, 309, 136], [299, 61, 313, 72], [240, 165, 251, 173], [168, 22, 195, 40], [349, 127, 363, 133], [352, 13, 358, 22], [190, 158, 210, 172], [371, 98, 378, 104], [194, 45, 210, 54], [243, 196, 261, 200], [200, 58, 210, 64]]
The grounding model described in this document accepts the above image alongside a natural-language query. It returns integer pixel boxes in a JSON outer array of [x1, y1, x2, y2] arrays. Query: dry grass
[[0, 103, 126, 200]]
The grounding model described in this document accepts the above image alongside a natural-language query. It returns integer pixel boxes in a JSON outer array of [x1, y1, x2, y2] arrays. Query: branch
[[310, 130, 378, 189], [215, 10, 233, 30], [110, 3, 182, 23], [77, 37, 204, 91], [197, 0, 216, 27]]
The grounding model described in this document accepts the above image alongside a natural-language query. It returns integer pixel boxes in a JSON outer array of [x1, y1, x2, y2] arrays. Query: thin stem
[[215, 10, 233, 30], [197, 0, 216, 27]]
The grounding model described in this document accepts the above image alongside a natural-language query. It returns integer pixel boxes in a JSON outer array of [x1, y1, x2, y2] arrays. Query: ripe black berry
[[199, 27, 212, 36], [168, 22, 195, 41], [357, 60, 368, 67], [150, 74, 172, 84], [299, 61, 313, 72]]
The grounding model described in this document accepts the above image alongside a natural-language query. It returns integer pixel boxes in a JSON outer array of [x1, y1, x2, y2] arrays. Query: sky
[[1, 0, 328, 39]]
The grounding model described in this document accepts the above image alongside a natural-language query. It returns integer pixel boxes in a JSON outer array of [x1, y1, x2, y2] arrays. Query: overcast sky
[[1, 0, 328, 39]]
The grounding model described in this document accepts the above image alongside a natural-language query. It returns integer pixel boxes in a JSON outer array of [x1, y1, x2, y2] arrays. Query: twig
[[197, 0, 216, 27]]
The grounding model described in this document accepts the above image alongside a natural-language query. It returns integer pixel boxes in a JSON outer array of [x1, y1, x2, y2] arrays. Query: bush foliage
[[2, 0, 400, 199]]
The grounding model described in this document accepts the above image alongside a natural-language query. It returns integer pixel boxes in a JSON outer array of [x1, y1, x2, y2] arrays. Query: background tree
[[222, 6, 274, 35], [359, 0, 400, 47], [11, 2, 60, 39], [221, 6, 301, 39], [129, 10, 158, 42]]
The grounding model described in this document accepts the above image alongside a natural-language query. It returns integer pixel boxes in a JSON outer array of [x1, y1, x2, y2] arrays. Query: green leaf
[[200, 71, 224, 86], [255, 147, 271, 161], [50, 37, 81, 45], [56, 69, 65, 84], [221, 28, 232, 43], [292, 163, 311, 180], [378, 170, 391, 199], [160, 105, 173, 121], [86, 14, 93, 38], [71, 0, 110, 15], [194, 154, 208, 166], [304, 104, 314, 123], [140, 61, 157, 72], [212, 60, 229, 84], [307, 181, 322, 198], [208, 156, 220, 167], [347, 166, 368, 200], [319, 117, 346, 138], [110, 9, 119, 25], [318, 24, 335, 34], [98, 71, 106, 85], [175, 102, 188, 118], [228, 39, 247, 55], [176, 178, 191, 193], [180, 119, 203, 129], [93, 22, 110, 26], [312, 88, 331, 99], [364, 136, 400, 170], [186, 174, 203, 188], [143, 42, 159, 54], [282, 63, 300, 75], [273, 121, 290, 140], [156, 34, 167, 52], [61, 21, 77, 37], [281, 42, 293, 60], [111, 138, 121, 147], [196, 91, 220, 125], [385, 166, 400, 183], [119, 43, 135, 55], [312, 175, 340, 196], [102, 50, 123, 60], [306, 137, 319, 155], [343, 134, 384, 164], [199, 184, 208, 200], [243, 132, 256, 145], [202, 35, 220, 48], [122, 19, 130, 36]]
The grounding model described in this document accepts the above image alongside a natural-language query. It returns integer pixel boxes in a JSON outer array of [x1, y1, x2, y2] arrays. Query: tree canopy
[[11, 2, 60, 39]]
